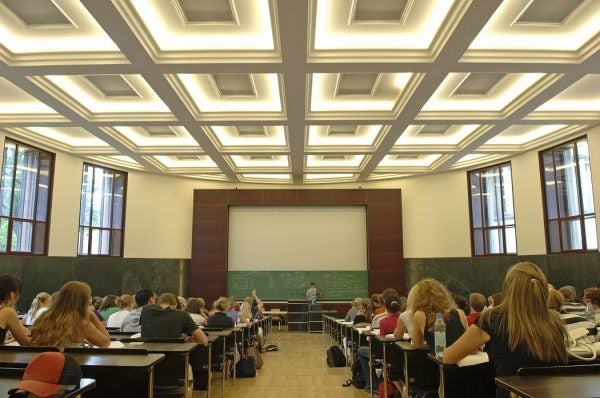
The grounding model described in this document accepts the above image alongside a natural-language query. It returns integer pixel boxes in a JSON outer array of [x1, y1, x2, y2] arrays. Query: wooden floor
[[195, 330, 368, 398]]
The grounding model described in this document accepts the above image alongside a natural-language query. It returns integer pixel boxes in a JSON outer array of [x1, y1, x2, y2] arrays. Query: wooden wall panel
[[190, 189, 404, 303]]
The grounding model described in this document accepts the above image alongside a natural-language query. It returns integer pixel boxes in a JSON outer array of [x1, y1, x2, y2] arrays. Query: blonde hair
[[31, 281, 92, 347], [547, 289, 565, 312], [28, 292, 51, 320], [116, 294, 134, 310], [480, 262, 567, 364], [407, 278, 456, 331], [214, 296, 230, 312], [158, 293, 177, 307]]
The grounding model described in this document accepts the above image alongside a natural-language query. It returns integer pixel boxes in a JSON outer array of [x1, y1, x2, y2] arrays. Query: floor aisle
[[195, 330, 368, 398]]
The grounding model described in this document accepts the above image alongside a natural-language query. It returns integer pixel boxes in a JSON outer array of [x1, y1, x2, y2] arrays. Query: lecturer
[[306, 281, 319, 304]]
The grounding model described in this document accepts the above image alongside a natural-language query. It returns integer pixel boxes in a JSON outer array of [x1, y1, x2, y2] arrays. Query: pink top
[[378, 313, 400, 336]]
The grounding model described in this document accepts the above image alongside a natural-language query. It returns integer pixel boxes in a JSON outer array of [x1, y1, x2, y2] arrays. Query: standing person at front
[[443, 262, 568, 398], [306, 282, 318, 304], [140, 293, 208, 345]]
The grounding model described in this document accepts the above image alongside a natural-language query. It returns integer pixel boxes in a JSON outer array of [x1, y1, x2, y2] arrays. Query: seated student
[[370, 294, 385, 316], [121, 288, 155, 332], [393, 299, 413, 339], [0, 274, 31, 345], [487, 292, 503, 309], [467, 292, 486, 326], [239, 297, 253, 324], [407, 279, 468, 350], [207, 297, 235, 328], [140, 293, 208, 345], [106, 294, 134, 328], [30, 281, 110, 349], [185, 298, 208, 326], [23, 292, 51, 326], [98, 295, 119, 321], [353, 298, 372, 325], [453, 294, 471, 317], [548, 288, 597, 336], [559, 285, 585, 315], [444, 262, 567, 398], [344, 298, 361, 322], [225, 297, 240, 324]]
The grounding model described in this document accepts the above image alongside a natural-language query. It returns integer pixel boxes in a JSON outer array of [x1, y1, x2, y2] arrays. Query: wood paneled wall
[[191, 189, 404, 303]]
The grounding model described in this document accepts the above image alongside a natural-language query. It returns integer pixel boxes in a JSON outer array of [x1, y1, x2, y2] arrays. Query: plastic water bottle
[[584, 301, 595, 323], [434, 312, 446, 357]]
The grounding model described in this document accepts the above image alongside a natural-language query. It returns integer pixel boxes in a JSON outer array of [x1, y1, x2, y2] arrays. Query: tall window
[[468, 162, 516, 256], [78, 163, 126, 256], [541, 137, 597, 253], [0, 139, 54, 254]]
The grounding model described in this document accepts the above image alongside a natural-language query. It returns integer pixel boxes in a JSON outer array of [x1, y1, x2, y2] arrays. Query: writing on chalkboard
[[226, 271, 368, 300]]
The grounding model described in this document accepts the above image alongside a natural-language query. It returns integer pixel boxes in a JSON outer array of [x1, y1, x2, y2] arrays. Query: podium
[[287, 300, 309, 332]]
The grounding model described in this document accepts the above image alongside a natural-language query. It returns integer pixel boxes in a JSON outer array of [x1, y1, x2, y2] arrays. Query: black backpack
[[326, 345, 346, 367], [342, 360, 366, 389]]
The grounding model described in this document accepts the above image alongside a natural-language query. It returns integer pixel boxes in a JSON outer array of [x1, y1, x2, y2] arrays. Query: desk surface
[[202, 330, 233, 338], [0, 350, 164, 368], [0, 377, 95, 398], [125, 342, 199, 353], [496, 374, 600, 398]]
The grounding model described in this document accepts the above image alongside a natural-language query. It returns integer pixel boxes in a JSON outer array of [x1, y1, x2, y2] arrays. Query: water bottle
[[434, 312, 446, 357], [584, 301, 595, 324]]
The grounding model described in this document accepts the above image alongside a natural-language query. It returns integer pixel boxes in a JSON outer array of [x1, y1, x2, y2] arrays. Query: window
[[0, 139, 54, 254], [468, 162, 516, 256], [541, 137, 597, 253], [78, 163, 126, 256]]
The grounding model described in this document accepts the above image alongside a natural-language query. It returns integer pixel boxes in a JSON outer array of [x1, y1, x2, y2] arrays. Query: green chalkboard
[[226, 271, 368, 300]]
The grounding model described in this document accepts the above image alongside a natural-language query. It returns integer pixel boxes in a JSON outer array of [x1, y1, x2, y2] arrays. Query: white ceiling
[[0, 0, 599, 184]]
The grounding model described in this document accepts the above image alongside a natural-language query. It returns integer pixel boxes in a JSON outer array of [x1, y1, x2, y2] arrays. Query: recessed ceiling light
[[236, 126, 267, 136], [321, 155, 347, 161], [516, 0, 584, 24], [417, 125, 450, 135], [211, 74, 256, 97], [83, 75, 140, 98], [176, 0, 236, 24], [0, 0, 72, 27], [393, 154, 420, 160], [351, 0, 409, 23], [248, 155, 274, 161], [335, 73, 380, 96], [143, 126, 178, 137], [176, 155, 201, 161], [327, 125, 357, 136], [452, 73, 506, 96]]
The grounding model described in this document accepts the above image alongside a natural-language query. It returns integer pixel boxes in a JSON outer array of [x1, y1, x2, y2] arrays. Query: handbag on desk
[[567, 327, 597, 361]]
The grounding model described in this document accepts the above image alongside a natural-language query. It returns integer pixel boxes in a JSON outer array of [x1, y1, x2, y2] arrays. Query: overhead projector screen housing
[[228, 206, 367, 271]]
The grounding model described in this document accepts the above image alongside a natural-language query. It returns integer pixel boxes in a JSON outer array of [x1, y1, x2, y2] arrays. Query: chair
[[270, 309, 283, 331]]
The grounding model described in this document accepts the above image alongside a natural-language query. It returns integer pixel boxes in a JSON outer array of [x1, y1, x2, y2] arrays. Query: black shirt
[[140, 305, 198, 338], [207, 312, 235, 328]]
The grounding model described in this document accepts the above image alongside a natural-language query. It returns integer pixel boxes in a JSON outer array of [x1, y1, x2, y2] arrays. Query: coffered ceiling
[[0, 0, 599, 184]]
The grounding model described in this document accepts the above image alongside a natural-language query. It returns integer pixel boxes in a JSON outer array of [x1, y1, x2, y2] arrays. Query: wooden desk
[[495, 374, 600, 398], [0, 376, 96, 398], [0, 351, 164, 398]]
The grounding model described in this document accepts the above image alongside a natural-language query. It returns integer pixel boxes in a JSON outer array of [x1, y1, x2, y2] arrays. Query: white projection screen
[[228, 206, 367, 271]]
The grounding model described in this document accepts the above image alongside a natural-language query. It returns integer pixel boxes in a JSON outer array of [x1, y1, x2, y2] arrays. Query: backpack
[[342, 360, 366, 389], [326, 345, 346, 367], [246, 346, 263, 369], [235, 356, 256, 378]]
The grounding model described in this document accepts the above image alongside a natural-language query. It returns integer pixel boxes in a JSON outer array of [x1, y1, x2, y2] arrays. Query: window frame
[[0, 138, 55, 256], [77, 162, 127, 257], [539, 136, 596, 253], [467, 161, 516, 257]]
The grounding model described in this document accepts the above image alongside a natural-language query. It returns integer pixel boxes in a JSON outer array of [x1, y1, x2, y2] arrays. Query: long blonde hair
[[480, 262, 567, 364], [27, 292, 51, 320], [407, 278, 456, 330], [30, 281, 92, 347]]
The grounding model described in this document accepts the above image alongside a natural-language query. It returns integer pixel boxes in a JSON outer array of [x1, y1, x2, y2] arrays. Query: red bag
[[378, 381, 395, 398]]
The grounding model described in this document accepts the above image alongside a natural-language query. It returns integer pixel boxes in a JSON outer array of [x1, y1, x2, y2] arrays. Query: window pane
[[505, 226, 516, 254], [481, 169, 503, 227], [35, 154, 51, 222], [555, 145, 580, 218], [33, 222, 46, 254], [502, 165, 514, 225], [91, 168, 112, 228], [548, 220, 561, 253], [473, 229, 484, 256], [560, 219, 582, 251], [485, 228, 504, 254], [12, 146, 38, 219], [111, 230, 122, 256], [112, 173, 125, 229], [91, 229, 110, 255], [543, 152, 558, 220], [80, 165, 93, 226], [78, 227, 89, 255], [584, 216, 597, 250], [0, 217, 8, 252], [0, 142, 16, 217], [11, 220, 33, 252], [577, 140, 595, 215]]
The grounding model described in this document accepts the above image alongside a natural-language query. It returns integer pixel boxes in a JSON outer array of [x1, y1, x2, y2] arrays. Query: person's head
[[484, 262, 567, 364], [469, 292, 486, 313], [351, 297, 361, 308], [116, 294, 134, 310], [214, 296, 230, 312], [547, 288, 565, 311], [228, 297, 236, 310], [381, 288, 399, 300], [488, 293, 503, 308], [29, 292, 52, 315], [585, 288, 600, 308], [0, 274, 22, 305], [452, 294, 470, 315], [158, 293, 178, 308], [185, 298, 203, 314], [370, 293, 382, 308], [134, 289, 154, 308], [309, 282, 315, 287], [558, 285, 577, 302], [177, 296, 186, 310], [91, 296, 102, 310], [244, 296, 253, 305], [30, 281, 93, 347], [407, 278, 455, 329], [384, 293, 402, 314], [99, 295, 117, 311]]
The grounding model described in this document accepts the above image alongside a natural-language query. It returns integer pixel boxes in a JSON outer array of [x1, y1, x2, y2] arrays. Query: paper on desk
[[457, 352, 489, 367], [109, 340, 125, 348]]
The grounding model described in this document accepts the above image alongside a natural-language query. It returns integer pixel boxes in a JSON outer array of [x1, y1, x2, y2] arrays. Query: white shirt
[[107, 309, 131, 328]]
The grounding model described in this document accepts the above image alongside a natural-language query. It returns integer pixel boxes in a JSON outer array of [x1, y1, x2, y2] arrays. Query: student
[[344, 298, 361, 322], [305, 281, 318, 304], [140, 293, 208, 345], [548, 288, 597, 336], [30, 281, 110, 349], [106, 294, 134, 328], [207, 297, 234, 328], [98, 295, 119, 320], [225, 297, 240, 324], [185, 298, 208, 326], [559, 285, 585, 315], [23, 292, 51, 326], [0, 274, 31, 345], [352, 298, 372, 325], [444, 262, 567, 398], [487, 293, 503, 309], [121, 288, 155, 332], [467, 292, 486, 326]]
